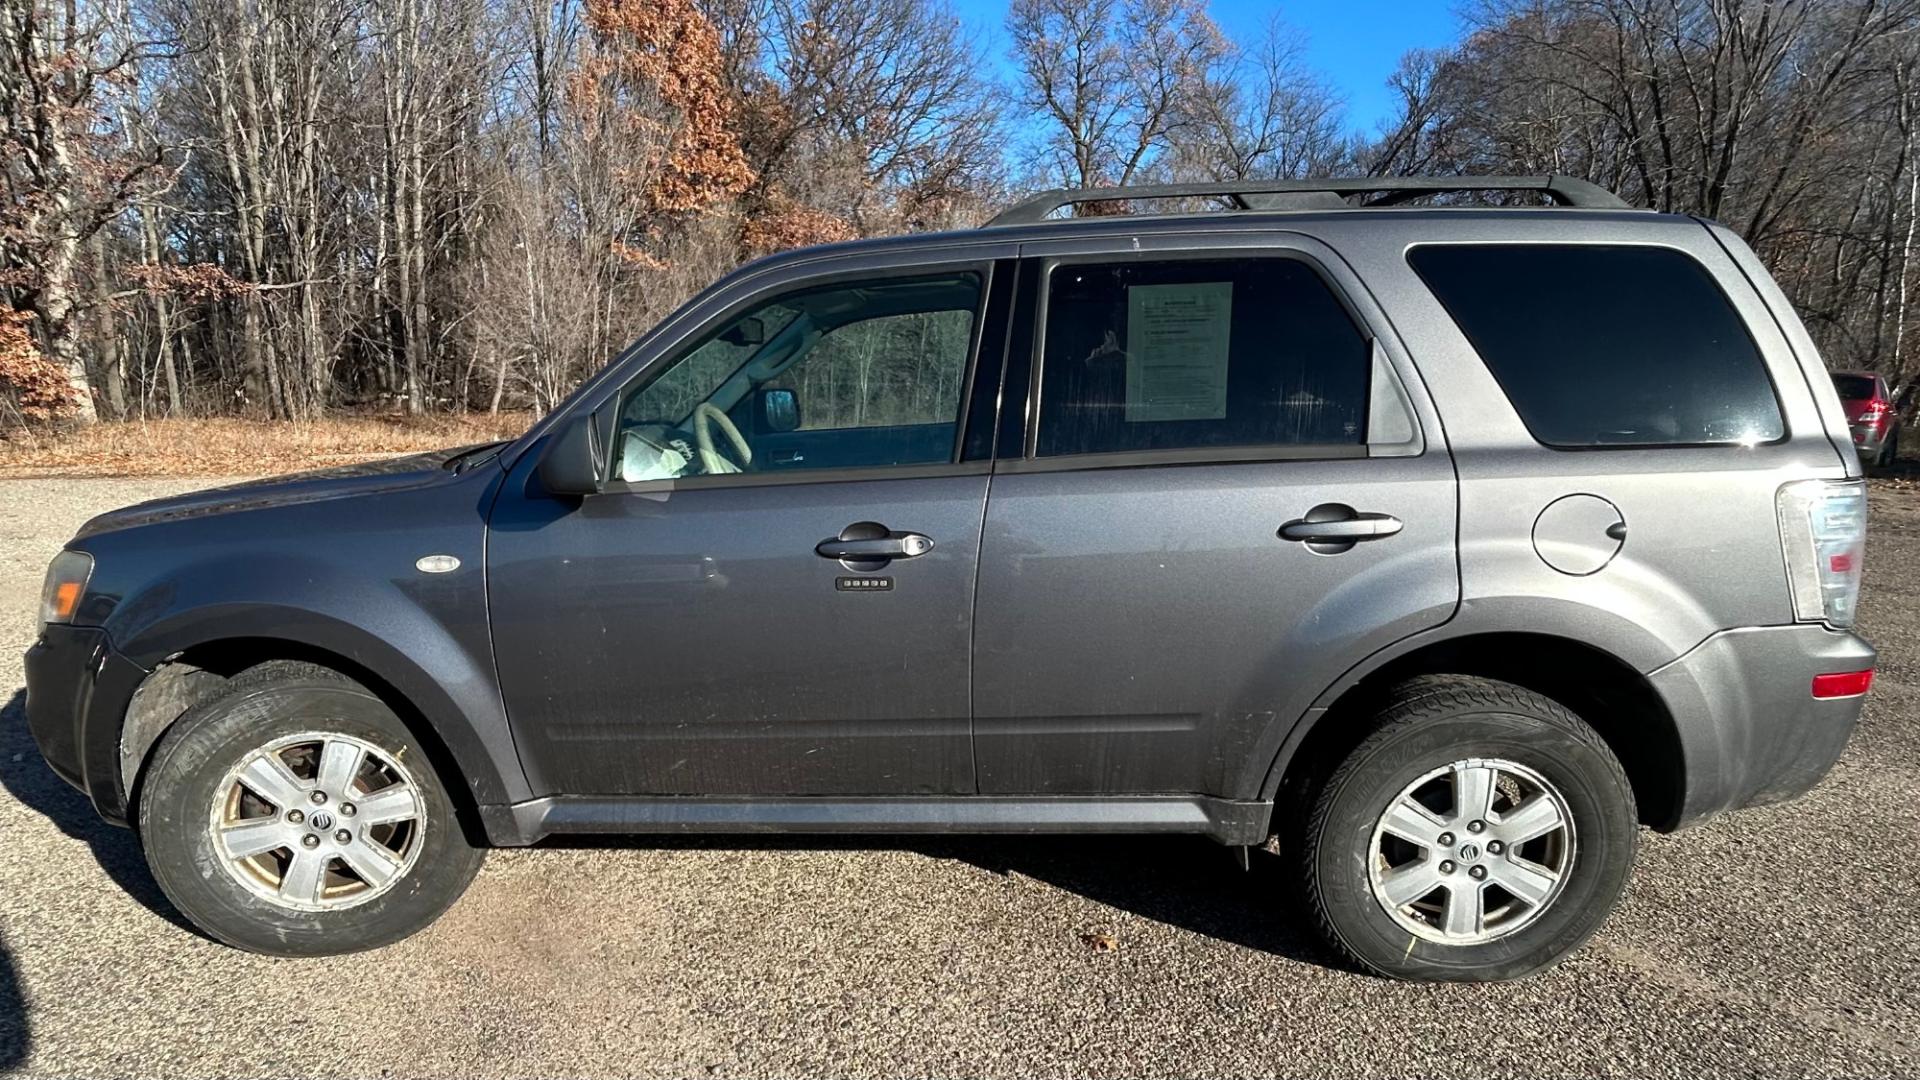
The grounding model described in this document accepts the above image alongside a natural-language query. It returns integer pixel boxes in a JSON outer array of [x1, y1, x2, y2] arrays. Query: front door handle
[[816, 522, 934, 568], [815, 534, 934, 560], [1279, 504, 1402, 553]]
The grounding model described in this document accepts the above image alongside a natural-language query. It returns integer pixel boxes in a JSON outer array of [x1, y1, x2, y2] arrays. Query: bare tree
[[9, 0, 1920, 426], [761, 0, 1000, 227], [1007, 0, 1228, 189], [1172, 15, 1348, 181], [1, 0, 175, 420]]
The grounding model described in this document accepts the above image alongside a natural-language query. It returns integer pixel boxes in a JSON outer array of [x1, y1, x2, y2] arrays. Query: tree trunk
[[37, 234, 99, 422]]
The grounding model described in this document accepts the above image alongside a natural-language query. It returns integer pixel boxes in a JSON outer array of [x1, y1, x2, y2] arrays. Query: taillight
[[1860, 399, 1890, 423], [1777, 479, 1865, 628]]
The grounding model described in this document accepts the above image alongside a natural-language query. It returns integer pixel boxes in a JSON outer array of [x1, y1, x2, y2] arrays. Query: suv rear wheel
[[137, 662, 485, 956], [1296, 676, 1636, 981]]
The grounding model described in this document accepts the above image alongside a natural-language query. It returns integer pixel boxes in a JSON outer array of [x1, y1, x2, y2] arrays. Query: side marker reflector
[[1811, 670, 1873, 699]]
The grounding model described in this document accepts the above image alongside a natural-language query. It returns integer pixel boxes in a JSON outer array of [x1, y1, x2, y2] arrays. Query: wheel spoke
[[219, 818, 294, 860], [353, 783, 420, 827], [1493, 854, 1561, 907], [1379, 796, 1448, 847], [1377, 860, 1444, 908], [338, 840, 402, 889], [316, 738, 364, 796], [1441, 880, 1484, 937], [279, 848, 329, 905], [1494, 793, 1565, 846], [237, 754, 308, 809], [1451, 764, 1497, 822]]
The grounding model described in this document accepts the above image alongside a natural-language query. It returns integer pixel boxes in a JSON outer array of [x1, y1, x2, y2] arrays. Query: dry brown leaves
[[0, 414, 534, 478], [579, 0, 755, 217], [1080, 931, 1120, 953], [741, 203, 857, 257], [0, 309, 77, 420]]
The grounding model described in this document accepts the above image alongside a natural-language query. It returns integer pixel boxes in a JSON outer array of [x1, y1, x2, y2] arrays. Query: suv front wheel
[[1296, 675, 1637, 981], [137, 662, 485, 956]]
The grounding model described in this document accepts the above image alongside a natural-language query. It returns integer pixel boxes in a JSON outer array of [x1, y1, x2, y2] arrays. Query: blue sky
[[949, 0, 1467, 135]]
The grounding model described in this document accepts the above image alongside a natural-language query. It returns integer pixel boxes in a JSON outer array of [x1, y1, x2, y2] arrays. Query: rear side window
[[1035, 258, 1370, 457], [1408, 244, 1784, 447]]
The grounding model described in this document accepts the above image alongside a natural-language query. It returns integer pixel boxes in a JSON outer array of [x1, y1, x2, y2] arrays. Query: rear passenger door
[[971, 232, 1459, 800]]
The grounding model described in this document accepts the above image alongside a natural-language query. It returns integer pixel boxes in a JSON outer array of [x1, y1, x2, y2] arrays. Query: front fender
[[68, 465, 530, 822]]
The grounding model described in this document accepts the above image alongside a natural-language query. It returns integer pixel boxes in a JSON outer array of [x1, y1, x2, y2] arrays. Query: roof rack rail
[[984, 175, 1631, 226]]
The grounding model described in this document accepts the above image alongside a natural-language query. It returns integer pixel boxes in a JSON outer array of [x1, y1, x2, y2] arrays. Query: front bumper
[[1649, 623, 1874, 828], [22, 624, 148, 824]]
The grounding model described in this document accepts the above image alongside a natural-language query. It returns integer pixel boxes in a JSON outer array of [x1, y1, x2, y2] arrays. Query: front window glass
[[614, 274, 981, 481]]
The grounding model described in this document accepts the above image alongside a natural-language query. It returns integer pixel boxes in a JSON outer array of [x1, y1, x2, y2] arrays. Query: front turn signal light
[[38, 550, 93, 627]]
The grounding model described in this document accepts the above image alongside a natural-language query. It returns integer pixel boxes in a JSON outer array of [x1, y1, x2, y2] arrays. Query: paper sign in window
[[1125, 282, 1233, 422]]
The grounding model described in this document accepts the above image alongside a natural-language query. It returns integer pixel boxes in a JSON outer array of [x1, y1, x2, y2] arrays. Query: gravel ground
[[1, 476, 1917, 1079]]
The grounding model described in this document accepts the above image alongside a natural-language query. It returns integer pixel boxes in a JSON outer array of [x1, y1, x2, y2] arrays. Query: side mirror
[[538, 412, 604, 496], [720, 316, 766, 348], [761, 388, 800, 433]]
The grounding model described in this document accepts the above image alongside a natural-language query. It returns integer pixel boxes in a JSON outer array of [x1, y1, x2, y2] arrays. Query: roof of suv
[[730, 176, 1684, 281], [984, 175, 1633, 224]]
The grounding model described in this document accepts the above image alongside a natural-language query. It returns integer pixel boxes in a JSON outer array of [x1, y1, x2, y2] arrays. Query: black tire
[[137, 662, 486, 956], [1294, 675, 1636, 981]]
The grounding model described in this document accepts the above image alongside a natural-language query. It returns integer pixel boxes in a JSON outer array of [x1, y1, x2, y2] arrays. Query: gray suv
[[24, 176, 1875, 981]]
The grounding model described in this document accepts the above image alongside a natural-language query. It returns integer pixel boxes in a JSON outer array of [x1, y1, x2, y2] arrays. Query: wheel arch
[[113, 621, 525, 842], [1263, 631, 1686, 831]]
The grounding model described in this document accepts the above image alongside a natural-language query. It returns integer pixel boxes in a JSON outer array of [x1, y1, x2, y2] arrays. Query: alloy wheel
[[208, 732, 426, 912], [1366, 758, 1577, 944]]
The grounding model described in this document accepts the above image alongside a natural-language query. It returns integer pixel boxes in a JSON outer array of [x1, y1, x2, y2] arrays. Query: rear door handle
[[1278, 516, 1403, 542], [1278, 505, 1403, 551]]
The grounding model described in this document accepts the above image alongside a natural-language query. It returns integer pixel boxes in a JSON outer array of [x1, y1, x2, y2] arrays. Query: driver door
[[488, 258, 1008, 797]]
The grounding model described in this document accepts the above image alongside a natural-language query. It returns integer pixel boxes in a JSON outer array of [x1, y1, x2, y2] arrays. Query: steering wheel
[[693, 402, 752, 474]]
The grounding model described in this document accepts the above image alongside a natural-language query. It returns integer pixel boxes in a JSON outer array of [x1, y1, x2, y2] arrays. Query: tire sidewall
[[140, 680, 480, 956], [1314, 711, 1636, 981]]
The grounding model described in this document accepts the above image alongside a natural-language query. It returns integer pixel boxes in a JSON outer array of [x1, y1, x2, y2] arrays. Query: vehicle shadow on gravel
[[0, 932, 24, 1072], [550, 833, 1339, 970], [0, 690, 192, 937]]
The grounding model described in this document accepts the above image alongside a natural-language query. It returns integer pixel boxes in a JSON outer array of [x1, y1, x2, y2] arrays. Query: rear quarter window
[[1408, 244, 1784, 448]]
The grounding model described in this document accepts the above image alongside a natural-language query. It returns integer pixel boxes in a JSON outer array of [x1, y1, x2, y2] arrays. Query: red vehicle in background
[[1833, 371, 1902, 467]]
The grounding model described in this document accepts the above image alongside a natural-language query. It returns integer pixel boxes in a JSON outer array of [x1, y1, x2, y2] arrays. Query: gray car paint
[[488, 468, 991, 795], [29, 203, 1873, 845], [972, 229, 1459, 798]]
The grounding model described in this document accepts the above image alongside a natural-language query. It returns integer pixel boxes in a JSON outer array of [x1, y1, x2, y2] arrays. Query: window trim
[[600, 459, 992, 496], [595, 261, 1000, 494], [1405, 239, 1791, 452], [994, 443, 1368, 475], [1015, 249, 1406, 468]]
